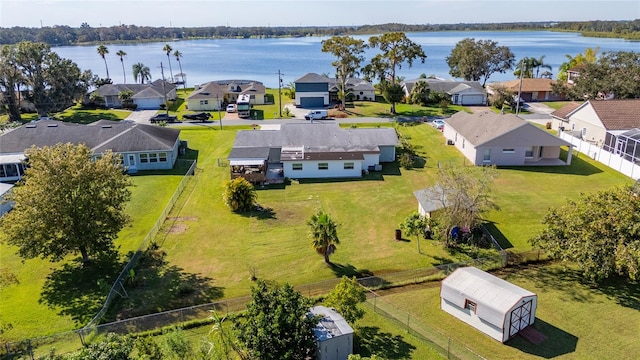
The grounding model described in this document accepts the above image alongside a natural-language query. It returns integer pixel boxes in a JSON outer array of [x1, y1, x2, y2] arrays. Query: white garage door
[[461, 95, 485, 105]]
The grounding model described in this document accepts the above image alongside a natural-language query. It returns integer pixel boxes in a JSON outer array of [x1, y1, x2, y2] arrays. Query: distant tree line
[[1, 20, 638, 46], [553, 19, 640, 38]]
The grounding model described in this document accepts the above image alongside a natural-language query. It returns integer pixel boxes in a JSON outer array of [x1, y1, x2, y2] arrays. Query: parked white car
[[304, 109, 328, 120], [226, 104, 237, 113], [431, 119, 445, 130]]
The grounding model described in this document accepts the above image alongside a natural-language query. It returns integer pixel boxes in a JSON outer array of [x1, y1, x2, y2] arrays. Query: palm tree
[[132, 62, 151, 84], [532, 55, 552, 78], [96, 44, 110, 79], [307, 210, 340, 264], [173, 50, 185, 88], [163, 44, 174, 83], [513, 57, 535, 78], [116, 50, 127, 83]]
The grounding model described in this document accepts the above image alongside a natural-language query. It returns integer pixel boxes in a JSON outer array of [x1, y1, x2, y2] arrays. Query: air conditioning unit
[[446, 139, 455, 145]]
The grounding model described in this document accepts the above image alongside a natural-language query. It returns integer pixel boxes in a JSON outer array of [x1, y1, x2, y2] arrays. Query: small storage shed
[[440, 267, 537, 343], [309, 306, 354, 360]]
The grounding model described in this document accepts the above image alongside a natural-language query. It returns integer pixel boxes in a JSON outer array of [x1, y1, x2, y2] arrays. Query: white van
[[304, 109, 328, 120]]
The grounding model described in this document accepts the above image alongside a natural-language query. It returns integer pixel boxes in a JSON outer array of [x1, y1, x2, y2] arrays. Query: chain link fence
[[2, 193, 551, 359], [364, 289, 486, 360]]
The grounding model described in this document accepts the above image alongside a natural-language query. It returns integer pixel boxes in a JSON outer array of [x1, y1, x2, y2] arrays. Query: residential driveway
[[124, 110, 158, 124], [525, 102, 554, 115]]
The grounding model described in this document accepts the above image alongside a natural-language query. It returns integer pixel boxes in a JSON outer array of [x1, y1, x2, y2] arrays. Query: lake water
[[52, 31, 639, 89]]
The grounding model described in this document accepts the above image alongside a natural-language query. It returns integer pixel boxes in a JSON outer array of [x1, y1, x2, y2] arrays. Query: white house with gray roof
[[309, 306, 354, 360], [443, 111, 573, 166], [0, 120, 181, 181], [228, 123, 398, 182], [93, 79, 176, 109], [185, 80, 266, 111], [402, 78, 487, 106], [441, 267, 537, 343]]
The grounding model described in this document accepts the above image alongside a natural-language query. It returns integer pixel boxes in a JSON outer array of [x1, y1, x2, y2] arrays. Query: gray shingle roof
[[0, 120, 180, 155], [186, 80, 266, 100], [294, 73, 330, 83], [444, 111, 572, 147], [230, 123, 398, 157], [403, 78, 484, 95], [94, 81, 175, 98]]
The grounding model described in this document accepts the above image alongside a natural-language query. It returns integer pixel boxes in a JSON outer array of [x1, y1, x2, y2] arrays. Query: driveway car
[[431, 119, 445, 130], [182, 112, 211, 121], [226, 104, 237, 113], [150, 113, 177, 123]]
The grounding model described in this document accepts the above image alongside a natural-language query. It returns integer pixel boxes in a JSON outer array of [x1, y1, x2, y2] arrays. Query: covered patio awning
[[229, 159, 266, 166], [0, 153, 26, 164]]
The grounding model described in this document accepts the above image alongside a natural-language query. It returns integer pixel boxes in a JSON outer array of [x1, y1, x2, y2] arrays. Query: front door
[[128, 154, 136, 167]]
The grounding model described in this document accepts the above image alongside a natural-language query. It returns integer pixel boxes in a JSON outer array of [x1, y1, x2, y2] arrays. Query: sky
[[1, 0, 639, 28]]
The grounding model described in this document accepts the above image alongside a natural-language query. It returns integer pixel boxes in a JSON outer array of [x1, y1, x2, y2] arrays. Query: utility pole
[[516, 58, 525, 116], [160, 63, 168, 115], [277, 70, 284, 118], [217, 94, 222, 130]]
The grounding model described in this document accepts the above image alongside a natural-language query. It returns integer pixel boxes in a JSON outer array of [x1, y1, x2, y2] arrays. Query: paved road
[[158, 102, 556, 129]]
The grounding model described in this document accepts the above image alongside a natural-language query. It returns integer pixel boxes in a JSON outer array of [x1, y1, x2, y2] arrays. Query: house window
[[0, 165, 6, 177], [581, 128, 587, 139], [318, 163, 329, 170], [149, 153, 158, 163], [159, 152, 167, 162], [462, 139, 465, 149], [292, 163, 303, 171], [139, 153, 148, 163], [344, 162, 354, 170], [465, 299, 477, 313], [483, 149, 491, 162], [525, 147, 534, 158], [200, 100, 208, 105], [502, 149, 515, 154]]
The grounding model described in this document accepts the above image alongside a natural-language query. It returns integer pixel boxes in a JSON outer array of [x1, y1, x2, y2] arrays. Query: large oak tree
[[530, 185, 640, 282], [552, 50, 640, 100], [366, 32, 426, 113], [321, 36, 367, 109], [0, 143, 132, 265], [446, 38, 514, 86], [11, 41, 93, 117]]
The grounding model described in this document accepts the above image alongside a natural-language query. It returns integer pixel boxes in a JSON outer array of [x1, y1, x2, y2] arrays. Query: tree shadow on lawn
[[105, 249, 225, 321], [355, 326, 416, 359], [523, 265, 640, 310], [39, 250, 125, 325], [507, 318, 578, 358], [236, 205, 277, 220], [329, 263, 373, 279], [596, 276, 640, 310]]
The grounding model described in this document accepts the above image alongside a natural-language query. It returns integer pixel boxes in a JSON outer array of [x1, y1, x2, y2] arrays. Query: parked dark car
[[150, 113, 177, 123], [182, 112, 211, 121]]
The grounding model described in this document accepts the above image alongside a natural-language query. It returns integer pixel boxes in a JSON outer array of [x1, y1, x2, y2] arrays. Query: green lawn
[[131, 124, 630, 306], [0, 174, 183, 341], [1, 121, 632, 342], [380, 263, 640, 360], [543, 101, 574, 110]]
